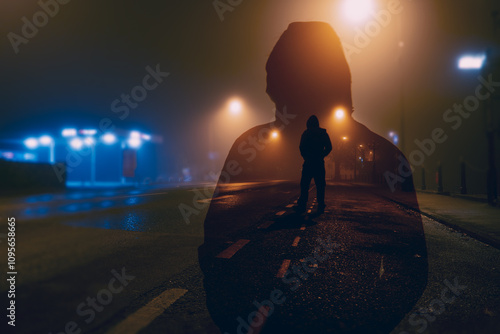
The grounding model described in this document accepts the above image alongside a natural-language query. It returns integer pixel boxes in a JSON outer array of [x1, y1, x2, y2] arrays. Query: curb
[[380, 194, 500, 251], [416, 189, 493, 205]]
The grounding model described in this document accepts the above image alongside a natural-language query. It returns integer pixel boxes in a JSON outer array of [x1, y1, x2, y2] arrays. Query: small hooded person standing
[[296, 115, 333, 214]]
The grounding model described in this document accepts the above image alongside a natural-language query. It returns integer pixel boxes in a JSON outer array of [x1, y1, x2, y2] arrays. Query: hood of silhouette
[[266, 22, 353, 115], [306, 115, 320, 129]]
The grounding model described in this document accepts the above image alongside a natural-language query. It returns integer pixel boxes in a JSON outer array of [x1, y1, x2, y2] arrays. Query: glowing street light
[[24, 136, 55, 163], [24, 137, 39, 149], [130, 130, 141, 138], [39, 135, 53, 146], [343, 0, 374, 23], [70, 137, 84, 151], [229, 99, 243, 115], [271, 130, 279, 139], [335, 108, 346, 121], [102, 133, 117, 145], [80, 129, 97, 136], [39, 135, 55, 163], [458, 54, 486, 70], [127, 130, 143, 149], [127, 137, 142, 149], [62, 128, 77, 137]]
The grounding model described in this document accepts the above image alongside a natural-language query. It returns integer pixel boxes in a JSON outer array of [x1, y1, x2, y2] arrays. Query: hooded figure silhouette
[[199, 22, 427, 334], [297, 115, 332, 213]]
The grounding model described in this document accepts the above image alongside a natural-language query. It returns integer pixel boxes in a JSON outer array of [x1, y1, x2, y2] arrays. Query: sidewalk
[[413, 191, 500, 249], [337, 182, 500, 249]]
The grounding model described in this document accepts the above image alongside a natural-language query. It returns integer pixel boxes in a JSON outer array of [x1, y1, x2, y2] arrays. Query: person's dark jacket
[[299, 115, 332, 163]]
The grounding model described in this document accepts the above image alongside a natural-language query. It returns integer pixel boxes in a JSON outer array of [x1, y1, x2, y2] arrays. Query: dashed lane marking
[[292, 236, 300, 247], [197, 198, 212, 204], [276, 211, 286, 216], [277, 259, 291, 278], [197, 195, 232, 204], [300, 226, 306, 231], [258, 221, 274, 229], [379, 256, 385, 278], [106, 288, 188, 334], [286, 204, 294, 208], [216, 239, 250, 259]]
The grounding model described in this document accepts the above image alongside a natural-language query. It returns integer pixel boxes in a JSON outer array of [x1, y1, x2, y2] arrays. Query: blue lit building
[[0, 128, 162, 188]]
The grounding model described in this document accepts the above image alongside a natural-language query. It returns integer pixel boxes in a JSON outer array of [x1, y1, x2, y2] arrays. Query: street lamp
[[39, 135, 55, 163], [62, 128, 77, 137], [80, 129, 97, 136], [39, 135, 52, 146], [24, 137, 39, 149], [127, 131, 142, 149], [102, 133, 117, 145], [334, 107, 346, 121], [24, 136, 54, 163], [458, 54, 487, 70], [228, 98, 243, 116], [127, 137, 142, 149], [342, 0, 374, 23], [69, 137, 84, 151]]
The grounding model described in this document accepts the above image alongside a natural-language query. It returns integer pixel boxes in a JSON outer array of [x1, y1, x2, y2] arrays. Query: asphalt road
[[0, 182, 499, 334]]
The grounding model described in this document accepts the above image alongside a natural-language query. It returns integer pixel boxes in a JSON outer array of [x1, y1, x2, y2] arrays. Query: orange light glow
[[342, 0, 374, 23], [271, 130, 279, 139], [335, 108, 346, 120], [229, 99, 242, 115]]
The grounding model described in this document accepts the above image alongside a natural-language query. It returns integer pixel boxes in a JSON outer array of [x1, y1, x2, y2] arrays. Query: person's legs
[[297, 163, 312, 211], [314, 163, 326, 213]]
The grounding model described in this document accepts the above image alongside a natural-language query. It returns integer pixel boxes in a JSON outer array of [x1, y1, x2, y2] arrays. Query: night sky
[[1, 0, 498, 189]]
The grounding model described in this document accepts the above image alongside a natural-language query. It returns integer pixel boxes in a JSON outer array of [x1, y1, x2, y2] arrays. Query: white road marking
[[106, 288, 188, 334], [300, 226, 306, 231], [292, 237, 300, 247], [276, 211, 286, 216], [196, 198, 212, 204], [286, 204, 294, 208], [196, 195, 232, 204], [258, 221, 274, 229], [277, 259, 291, 278], [379, 256, 385, 278], [216, 239, 250, 259]]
